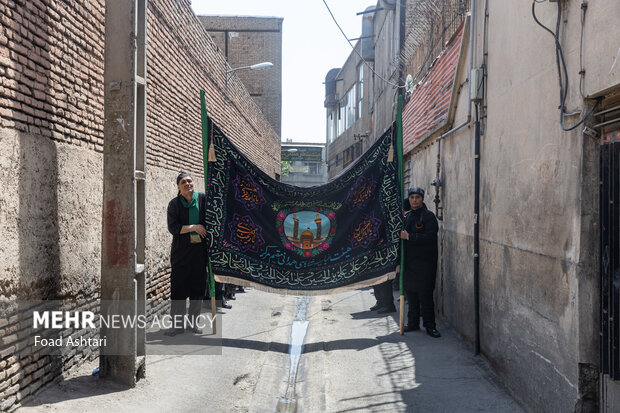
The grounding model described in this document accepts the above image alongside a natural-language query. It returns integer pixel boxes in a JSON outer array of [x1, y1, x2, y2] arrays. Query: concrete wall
[[0, 0, 280, 409], [405, 0, 620, 411]]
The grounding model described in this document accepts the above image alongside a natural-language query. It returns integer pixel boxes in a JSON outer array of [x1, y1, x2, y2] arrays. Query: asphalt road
[[17, 288, 525, 413]]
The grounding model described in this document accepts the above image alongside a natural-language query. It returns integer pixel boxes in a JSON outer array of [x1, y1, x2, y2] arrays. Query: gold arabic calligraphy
[[353, 219, 374, 242], [236, 221, 256, 244]]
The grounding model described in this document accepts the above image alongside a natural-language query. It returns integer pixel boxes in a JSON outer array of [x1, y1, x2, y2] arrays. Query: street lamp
[[226, 61, 274, 86]]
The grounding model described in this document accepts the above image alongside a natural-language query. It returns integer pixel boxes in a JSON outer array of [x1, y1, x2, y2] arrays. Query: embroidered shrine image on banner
[[205, 120, 403, 294]]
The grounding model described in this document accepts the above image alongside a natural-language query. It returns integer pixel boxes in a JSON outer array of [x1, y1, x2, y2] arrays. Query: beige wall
[[405, 0, 620, 411]]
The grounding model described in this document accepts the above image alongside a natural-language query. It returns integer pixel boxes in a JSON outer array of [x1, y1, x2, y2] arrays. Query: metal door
[[600, 132, 620, 379]]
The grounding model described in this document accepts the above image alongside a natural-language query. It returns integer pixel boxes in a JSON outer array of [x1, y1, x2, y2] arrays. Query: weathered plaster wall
[[0, 0, 281, 408], [0, 126, 102, 300], [405, 0, 618, 411]]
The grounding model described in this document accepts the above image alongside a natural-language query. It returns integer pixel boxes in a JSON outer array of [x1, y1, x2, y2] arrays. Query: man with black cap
[[165, 172, 209, 336], [400, 186, 441, 338]]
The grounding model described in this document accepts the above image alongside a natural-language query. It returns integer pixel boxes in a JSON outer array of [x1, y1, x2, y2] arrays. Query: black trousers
[[405, 289, 435, 328], [373, 280, 395, 308], [170, 279, 204, 328], [170, 254, 206, 327]]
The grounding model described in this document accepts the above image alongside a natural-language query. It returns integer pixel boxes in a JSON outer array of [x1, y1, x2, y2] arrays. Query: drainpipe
[[431, 140, 443, 220], [474, 103, 480, 356], [468, 0, 476, 120], [471, 0, 481, 356]]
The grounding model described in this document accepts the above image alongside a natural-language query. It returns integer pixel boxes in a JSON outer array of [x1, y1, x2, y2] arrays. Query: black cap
[[408, 187, 425, 198], [176, 172, 191, 185]]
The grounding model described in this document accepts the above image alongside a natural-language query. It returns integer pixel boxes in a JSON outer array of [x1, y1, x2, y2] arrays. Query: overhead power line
[[321, 0, 405, 89]]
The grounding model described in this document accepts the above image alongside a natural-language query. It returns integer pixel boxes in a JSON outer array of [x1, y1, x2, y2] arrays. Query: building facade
[[281, 141, 328, 187], [325, 1, 404, 178], [199, 16, 283, 136]]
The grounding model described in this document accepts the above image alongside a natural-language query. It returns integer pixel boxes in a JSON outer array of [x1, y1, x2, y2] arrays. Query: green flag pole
[[200, 89, 217, 333], [396, 94, 405, 336]]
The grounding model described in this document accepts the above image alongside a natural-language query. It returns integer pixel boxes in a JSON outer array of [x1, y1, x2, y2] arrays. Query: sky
[[191, 0, 371, 143]]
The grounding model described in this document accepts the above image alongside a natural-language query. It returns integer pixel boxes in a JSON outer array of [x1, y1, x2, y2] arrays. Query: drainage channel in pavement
[[276, 295, 311, 413]]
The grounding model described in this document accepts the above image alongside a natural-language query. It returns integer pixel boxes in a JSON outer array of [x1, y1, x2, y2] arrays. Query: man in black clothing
[[400, 187, 441, 338], [165, 172, 208, 336]]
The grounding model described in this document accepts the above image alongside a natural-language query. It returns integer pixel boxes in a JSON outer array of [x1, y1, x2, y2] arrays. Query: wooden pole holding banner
[[200, 90, 217, 334], [396, 95, 405, 335]]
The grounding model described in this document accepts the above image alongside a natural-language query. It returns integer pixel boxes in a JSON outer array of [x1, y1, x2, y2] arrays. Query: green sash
[[180, 192, 199, 241]]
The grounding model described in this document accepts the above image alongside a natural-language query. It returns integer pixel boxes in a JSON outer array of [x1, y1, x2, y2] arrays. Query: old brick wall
[[0, 0, 280, 409], [199, 15, 282, 136], [400, 0, 468, 86]]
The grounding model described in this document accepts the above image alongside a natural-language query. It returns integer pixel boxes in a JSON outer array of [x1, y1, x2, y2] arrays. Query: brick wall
[[401, 0, 468, 85], [199, 16, 283, 137], [0, 0, 280, 410], [0, 0, 105, 151]]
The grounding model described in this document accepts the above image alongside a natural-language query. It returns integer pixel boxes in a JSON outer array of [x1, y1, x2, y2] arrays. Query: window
[[355, 141, 363, 157], [343, 147, 351, 168], [306, 162, 319, 175], [338, 100, 345, 137], [391, 10, 398, 73], [345, 85, 356, 130], [336, 152, 344, 166], [326, 111, 335, 144], [357, 65, 364, 119]]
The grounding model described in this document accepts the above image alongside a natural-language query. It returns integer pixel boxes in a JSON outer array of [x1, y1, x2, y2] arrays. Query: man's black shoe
[[376, 306, 396, 314], [404, 324, 420, 332], [237, 286, 246, 293], [426, 327, 441, 338], [227, 292, 236, 300], [217, 299, 232, 309], [186, 326, 203, 334], [369, 303, 381, 311], [163, 328, 184, 337]]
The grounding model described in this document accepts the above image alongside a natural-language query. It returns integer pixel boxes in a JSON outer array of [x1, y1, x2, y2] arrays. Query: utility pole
[[100, 0, 147, 386]]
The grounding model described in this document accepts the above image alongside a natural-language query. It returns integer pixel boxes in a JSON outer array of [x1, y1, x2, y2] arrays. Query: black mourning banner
[[205, 122, 403, 294]]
